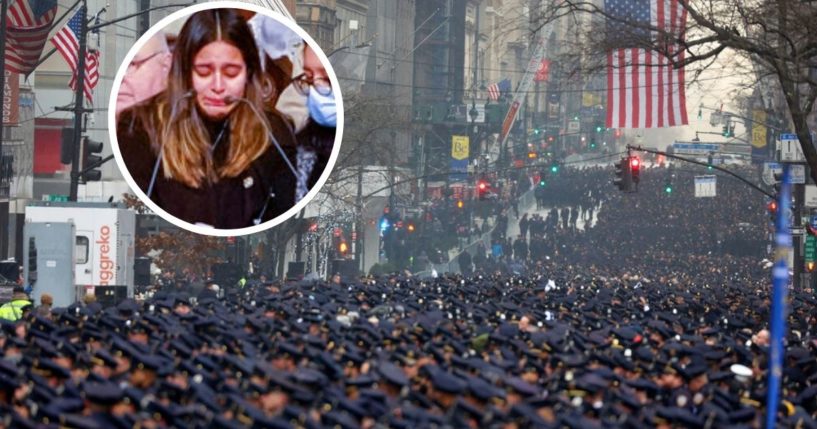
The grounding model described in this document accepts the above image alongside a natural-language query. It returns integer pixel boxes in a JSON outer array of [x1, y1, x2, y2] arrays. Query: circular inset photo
[[109, 1, 343, 236]]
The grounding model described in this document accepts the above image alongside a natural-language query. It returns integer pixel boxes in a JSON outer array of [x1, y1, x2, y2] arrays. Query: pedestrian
[[115, 32, 172, 118], [458, 250, 472, 277], [0, 286, 32, 321], [519, 213, 529, 240], [36, 293, 53, 320], [293, 44, 338, 201]]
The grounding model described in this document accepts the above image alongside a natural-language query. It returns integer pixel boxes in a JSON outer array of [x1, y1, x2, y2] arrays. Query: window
[[76, 236, 89, 264]]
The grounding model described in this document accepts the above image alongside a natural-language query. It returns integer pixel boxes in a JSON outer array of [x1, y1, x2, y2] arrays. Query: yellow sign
[[582, 91, 601, 107], [752, 110, 767, 149], [452, 135, 469, 160]]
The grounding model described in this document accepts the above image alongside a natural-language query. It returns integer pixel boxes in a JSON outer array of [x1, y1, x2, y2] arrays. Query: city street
[[1, 0, 817, 428]]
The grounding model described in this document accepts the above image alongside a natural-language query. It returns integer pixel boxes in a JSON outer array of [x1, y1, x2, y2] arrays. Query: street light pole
[[68, 1, 89, 202], [0, 0, 9, 173]]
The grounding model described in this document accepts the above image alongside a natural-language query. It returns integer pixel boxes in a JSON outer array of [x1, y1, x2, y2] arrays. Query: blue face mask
[[307, 87, 337, 127]]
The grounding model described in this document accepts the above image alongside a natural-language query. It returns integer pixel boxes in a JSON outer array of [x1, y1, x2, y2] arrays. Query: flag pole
[[0, 0, 9, 159], [69, 0, 89, 202]]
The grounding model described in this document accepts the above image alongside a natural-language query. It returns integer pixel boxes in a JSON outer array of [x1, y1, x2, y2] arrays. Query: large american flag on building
[[51, 6, 99, 103], [605, 0, 688, 128], [5, 0, 58, 75]]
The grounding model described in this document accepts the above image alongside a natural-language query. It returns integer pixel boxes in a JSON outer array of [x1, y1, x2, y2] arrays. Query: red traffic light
[[630, 157, 640, 168], [768, 201, 778, 214], [478, 181, 488, 191]]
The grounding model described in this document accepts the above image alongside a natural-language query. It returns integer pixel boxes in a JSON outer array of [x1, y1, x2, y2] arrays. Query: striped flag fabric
[[5, 0, 58, 75], [69, 49, 99, 103], [51, 6, 99, 103], [605, 0, 688, 128], [487, 78, 511, 101]]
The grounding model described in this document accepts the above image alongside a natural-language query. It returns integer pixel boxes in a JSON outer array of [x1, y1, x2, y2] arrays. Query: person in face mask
[[293, 44, 338, 202]]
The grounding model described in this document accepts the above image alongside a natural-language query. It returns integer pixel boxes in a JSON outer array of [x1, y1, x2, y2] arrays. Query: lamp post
[[328, 41, 373, 58]]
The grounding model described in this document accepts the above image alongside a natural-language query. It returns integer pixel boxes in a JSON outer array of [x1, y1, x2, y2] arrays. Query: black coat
[[295, 119, 335, 190], [117, 104, 297, 229]]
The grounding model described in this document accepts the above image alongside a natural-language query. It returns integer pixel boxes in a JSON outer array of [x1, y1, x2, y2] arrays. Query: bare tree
[[122, 193, 227, 277], [534, 0, 817, 181]]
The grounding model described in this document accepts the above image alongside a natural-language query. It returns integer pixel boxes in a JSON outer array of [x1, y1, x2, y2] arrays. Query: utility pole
[[68, 1, 89, 202], [0, 0, 9, 179]]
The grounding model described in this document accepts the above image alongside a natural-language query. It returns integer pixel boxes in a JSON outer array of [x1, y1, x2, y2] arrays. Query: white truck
[[24, 202, 136, 308]]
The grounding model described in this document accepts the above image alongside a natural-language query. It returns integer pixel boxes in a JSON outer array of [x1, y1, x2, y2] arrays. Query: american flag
[[51, 6, 99, 103], [487, 78, 511, 101], [69, 49, 99, 102], [605, 0, 688, 128], [5, 0, 58, 75]]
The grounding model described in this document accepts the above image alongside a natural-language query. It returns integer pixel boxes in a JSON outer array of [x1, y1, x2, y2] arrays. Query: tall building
[[295, 0, 338, 49]]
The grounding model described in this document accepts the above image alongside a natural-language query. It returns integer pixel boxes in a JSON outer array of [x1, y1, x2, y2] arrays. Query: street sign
[[709, 111, 720, 127], [672, 142, 720, 155], [568, 121, 580, 133], [790, 164, 806, 184], [762, 162, 782, 186], [806, 185, 817, 208], [806, 236, 817, 263], [694, 175, 716, 197], [779, 133, 805, 162]]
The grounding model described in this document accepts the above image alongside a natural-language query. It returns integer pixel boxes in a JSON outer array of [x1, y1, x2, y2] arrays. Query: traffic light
[[338, 241, 349, 256], [768, 200, 778, 223], [27, 237, 37, 284], [81, 137, 104, 182], [456, 200, 464, 209], [807, 261, 816, 272], [550, 161, 559, 174], [664, 181, 673, 194], [477, 180, 489, 200], [614, 157, 632, 192], [407, 222, 415, 233], [707, 153, 714, 170], [772, 172, 784, 197], [721, 122, 735, 138], [60, 127, 74, 164], [539, 179, 546, 187], [630, 156, 641, 184]]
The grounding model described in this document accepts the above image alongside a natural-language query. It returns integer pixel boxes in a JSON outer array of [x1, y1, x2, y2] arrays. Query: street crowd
[[0, 163, 815, 428]]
